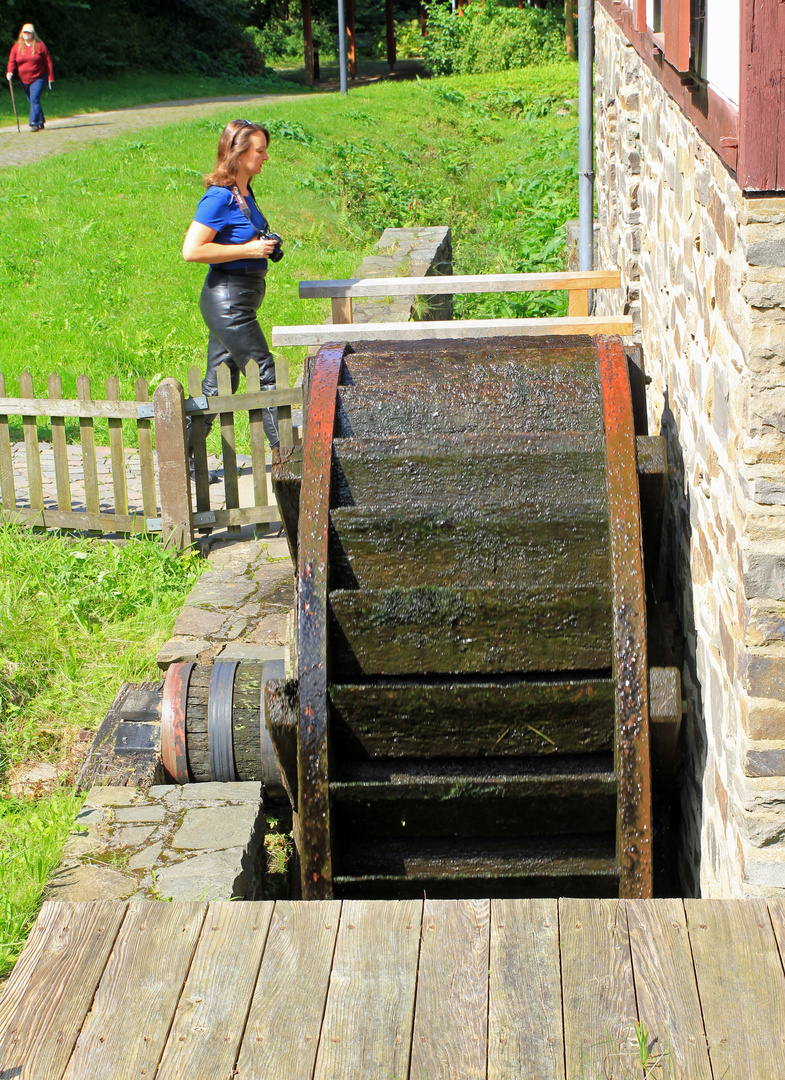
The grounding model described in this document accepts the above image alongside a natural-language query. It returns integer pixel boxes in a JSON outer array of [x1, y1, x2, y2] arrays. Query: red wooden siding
[[662, 0, 691, 71], [738, 0, 785, 190]]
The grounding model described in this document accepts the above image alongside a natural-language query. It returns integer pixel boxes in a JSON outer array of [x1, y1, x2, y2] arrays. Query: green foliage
[[0, 525, 204, 769], [423, 0, 566, 76], [0, 789, 84, 977], [0, 0, 265, 78]]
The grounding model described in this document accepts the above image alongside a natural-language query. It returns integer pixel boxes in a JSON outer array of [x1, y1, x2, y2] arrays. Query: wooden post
[[48, 373, 72, 512], [153, 378, 193, 550], [565, 0, 576, 59], [303, 0, 315, 87], [106, 376, 129, 517], [346, 0, 357, 79], [420, 2, 427, 36], [0, 373, 16, 513], [217, 364, 240, 535], [385, 0, 396, 71], [19, 371, 43, 518], [275, 355, 294, 448]]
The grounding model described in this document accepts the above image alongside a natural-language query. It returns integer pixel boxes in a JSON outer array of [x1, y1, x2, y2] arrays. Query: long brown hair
[[16, 23, 40, 55], [204, 121, 271, 189]]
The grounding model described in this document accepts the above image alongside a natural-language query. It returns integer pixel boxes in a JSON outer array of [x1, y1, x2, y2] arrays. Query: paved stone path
[[0, 92, 305, 168]]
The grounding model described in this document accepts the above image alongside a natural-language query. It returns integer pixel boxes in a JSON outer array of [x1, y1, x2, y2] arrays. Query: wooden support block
[[299, 269, 622, 298], [273, 315, 634, 346], [331, 296, 353, 325], [568, 288, 589, 316]]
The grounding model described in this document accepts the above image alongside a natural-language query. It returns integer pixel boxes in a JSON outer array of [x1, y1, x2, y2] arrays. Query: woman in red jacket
[[6, 23, 54, 132]]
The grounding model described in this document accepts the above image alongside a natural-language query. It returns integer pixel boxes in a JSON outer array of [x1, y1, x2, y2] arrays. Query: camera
[[260, 230, 284, 263]]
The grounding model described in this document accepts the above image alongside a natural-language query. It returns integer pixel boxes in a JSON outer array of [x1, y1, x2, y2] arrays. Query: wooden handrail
[[298, 270, 621, 299]]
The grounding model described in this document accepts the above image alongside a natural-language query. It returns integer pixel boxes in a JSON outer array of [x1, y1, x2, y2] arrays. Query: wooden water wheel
[[268, 333, 672, 900]]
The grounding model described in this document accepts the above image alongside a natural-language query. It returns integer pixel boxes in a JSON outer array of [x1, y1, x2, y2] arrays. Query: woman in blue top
[[183, 119, 281, 478]]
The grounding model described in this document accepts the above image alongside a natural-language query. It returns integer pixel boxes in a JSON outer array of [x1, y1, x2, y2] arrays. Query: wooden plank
[[209, 504, 282, 528], [237, 899, 341, 1080], [331, 296, 354, 324], [0, 373, 16, 511], [273, 315, 635, 346], [135, 377, 157, 520], [77, 375, 100, 518], [662, 0, 691, 71], [199, 387, 302, 413], [246, 362, 270, 525], [568, 289, 589, 317], [0, 398, 140, 419], [62, 902, 207, 1080], [48, 373, 72, 512], [299, 270, 622, 298], [625, 899, 712, 1079], [330, 679, 615, 757], [274, 354, 294, 449], [157, 901, 274, 1080], [560, 898, 639, 1079], [217, 364, 240, 535], [0, 901, 128, 1080], [488, 898, 564, 1080], [687, 897, 785, 1078], [410, 899, 489, 1080], [739, 0, 785, 190], [329, 585, 613, 677], [313, 898, 422, 1080], [2, 506, 151, 534], [106, 376, 128, 516], [19, 371, 43, 512], [188, 365, 212, 525]]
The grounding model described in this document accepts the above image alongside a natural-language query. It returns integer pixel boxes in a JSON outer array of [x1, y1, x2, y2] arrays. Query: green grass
[[1, 70, 302, 123]]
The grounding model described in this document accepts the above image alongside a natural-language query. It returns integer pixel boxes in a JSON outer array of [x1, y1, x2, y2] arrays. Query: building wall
[[594, 3, 785, 896]]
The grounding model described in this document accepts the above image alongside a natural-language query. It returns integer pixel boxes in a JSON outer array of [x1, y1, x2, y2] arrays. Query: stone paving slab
[[47, 782, 266, 903]]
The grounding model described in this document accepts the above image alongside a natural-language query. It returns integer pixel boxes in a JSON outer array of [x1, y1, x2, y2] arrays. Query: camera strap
[[231, 185, 263, 238]]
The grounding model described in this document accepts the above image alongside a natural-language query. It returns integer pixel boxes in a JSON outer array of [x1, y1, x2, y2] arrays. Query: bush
[[423, 0, 565, 76]]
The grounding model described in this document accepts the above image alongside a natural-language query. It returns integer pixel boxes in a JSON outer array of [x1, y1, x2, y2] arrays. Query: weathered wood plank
[[625, 899, 712, 1079], [2, 506, 150, 534], [62, 902, 207, 1080], [217, 363, 240, 534], [76, 375, 100, 518], [568, 288, 589, 317], [106, 376, 128, 516], [0, 373, 16, 511], [273, 315, 634, 346], [271, 445, 301, 562], [336, 346, 604, 438], [333, 432, 607, 510], [300, 269, 622, 298], [686, 897, 785, 1079], [19, 371, 43, 512], [157, 901, 274, 1080], [274, 354, 294, 449], [134, 378, 157, 520], [188, 365, 212, 526], [488, 898, 564, 1080], [0, 901, 128, 1080], [329, 585, 613, 677], [0, 388, 301, 419], [313, 899, 422, 1080], [560, 898, 640, 1079], [330, 679, 614, 757], [410, 899, 489, 1080], [331, 295, 354, 323], [237, 899, 341, 1080], [48, 373, 72, 512], [246, 362, 270, 521], [331, 769, 616, 840], [329, 506, 610, 591], [233, 662, 263, 782]]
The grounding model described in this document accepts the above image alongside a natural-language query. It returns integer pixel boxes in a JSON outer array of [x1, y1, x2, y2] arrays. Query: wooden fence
[[0, 359, 302, 549]]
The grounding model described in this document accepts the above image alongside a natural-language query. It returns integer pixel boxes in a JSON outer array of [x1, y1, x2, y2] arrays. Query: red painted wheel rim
[[161, 662, 194, 784]]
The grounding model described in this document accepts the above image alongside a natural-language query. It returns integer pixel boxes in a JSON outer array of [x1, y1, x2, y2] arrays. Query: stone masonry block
[[746, 698, 785, 741], [743, 551, 785, 601]]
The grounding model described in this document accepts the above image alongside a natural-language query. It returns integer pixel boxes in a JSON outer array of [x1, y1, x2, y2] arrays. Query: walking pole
[[8, 80, 20, 133]]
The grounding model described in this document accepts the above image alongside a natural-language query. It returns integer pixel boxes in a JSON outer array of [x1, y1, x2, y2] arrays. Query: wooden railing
[[0, 360, 303, 548], [273, 270, 632, 346]]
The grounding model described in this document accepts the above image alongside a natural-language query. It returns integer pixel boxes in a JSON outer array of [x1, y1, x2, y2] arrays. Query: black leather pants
[[190, 267, 279, 449]]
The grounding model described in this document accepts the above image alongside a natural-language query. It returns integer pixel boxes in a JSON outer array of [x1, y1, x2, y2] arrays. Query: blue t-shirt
[[193, 184, 269, 271]]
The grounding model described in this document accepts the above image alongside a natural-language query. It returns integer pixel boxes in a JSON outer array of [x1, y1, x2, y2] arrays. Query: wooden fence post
[[153, 378, 193, 550]]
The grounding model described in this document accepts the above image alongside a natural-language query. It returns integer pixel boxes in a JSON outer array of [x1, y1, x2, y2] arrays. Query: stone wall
[[594, 3, 785, 896]]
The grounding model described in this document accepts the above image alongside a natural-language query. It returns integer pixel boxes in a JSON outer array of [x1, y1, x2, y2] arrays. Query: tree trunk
[[565, 0, 577, 60]]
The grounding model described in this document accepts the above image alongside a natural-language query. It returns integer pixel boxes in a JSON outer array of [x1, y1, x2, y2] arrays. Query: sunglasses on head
[[229, 120, 255, 148]]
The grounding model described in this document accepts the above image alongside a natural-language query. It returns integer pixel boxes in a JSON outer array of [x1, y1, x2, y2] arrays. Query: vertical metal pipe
[[578, 0, 594, 273], [337, 0, 348, 94]]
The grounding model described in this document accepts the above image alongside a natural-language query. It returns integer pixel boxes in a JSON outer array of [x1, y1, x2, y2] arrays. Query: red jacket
[[7, 41, 54, 83]]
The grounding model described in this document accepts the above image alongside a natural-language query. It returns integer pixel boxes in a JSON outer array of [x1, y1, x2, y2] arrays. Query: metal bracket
[[145, 518, 163, 532], [185, 396, 209, 414], [193, 511, 217, 526], [136, 403, 155, 420]]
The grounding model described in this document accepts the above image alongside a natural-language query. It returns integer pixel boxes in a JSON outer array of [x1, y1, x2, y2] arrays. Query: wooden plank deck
[[2, 898, 785, 1079]]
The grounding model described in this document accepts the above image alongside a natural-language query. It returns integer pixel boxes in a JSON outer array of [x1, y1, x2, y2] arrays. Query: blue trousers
[[21, 77, 46, 128]]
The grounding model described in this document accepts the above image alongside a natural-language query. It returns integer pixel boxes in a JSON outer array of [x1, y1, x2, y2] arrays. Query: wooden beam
[[300, 270, 622, 299], [662, 0, 690, 72], [303, 0, 314, 87], [739, 0, 785, 191], [272, 315, 634, 347], [385, 0, 396, 70]]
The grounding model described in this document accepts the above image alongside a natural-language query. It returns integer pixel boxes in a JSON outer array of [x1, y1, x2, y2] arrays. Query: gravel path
[[0, 92, 307, 168]]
